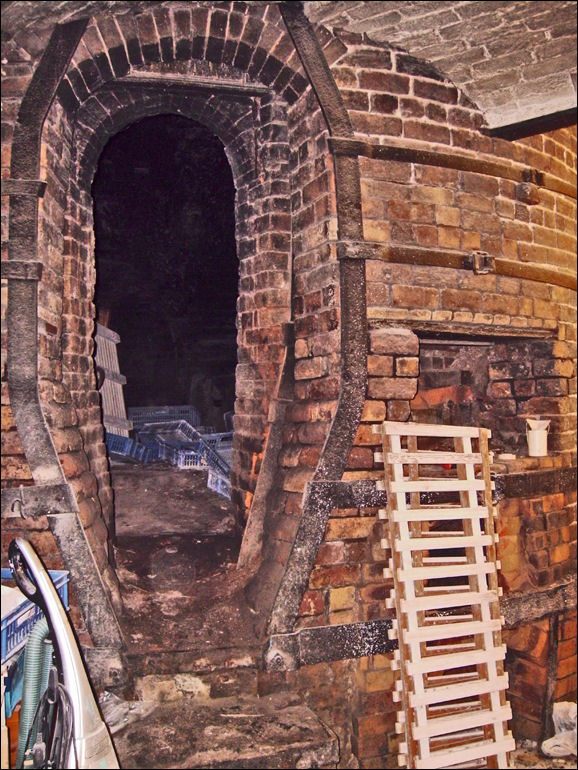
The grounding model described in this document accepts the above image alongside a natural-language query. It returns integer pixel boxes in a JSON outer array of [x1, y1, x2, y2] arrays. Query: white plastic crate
[[1, 569, 69, 664], [138, 420, 201, 448], [175, 449, 207, 470]]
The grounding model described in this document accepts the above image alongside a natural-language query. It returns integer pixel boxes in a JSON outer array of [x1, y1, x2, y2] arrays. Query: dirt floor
[[110, 461, 259, 660]]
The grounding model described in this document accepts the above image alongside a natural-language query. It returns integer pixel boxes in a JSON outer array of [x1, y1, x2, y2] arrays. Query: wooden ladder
[[374, 421, 515, 769]]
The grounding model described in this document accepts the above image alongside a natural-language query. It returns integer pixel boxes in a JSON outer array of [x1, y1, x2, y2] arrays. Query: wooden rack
[[373, 421, 515, 769]]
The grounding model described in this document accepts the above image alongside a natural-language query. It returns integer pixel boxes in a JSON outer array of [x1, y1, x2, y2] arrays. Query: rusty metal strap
[[265, 618, 396, 671], [2, 260, 43, 280], [1, 180, 47, 197], [329, 136, 577, 201], [1, 484, 78, 519], [339, 240, 576, 290]]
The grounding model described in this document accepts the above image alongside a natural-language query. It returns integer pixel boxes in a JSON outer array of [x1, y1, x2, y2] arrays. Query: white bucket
[[526, 418, 550, 457]]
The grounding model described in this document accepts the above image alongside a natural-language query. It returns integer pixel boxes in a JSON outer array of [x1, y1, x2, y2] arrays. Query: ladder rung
[[414, 735, 515, 770], [385, 451, 483, 465], [401, 591, 500, 613], [392, 506, 489, 522], [425, 642, 477, 655], [412, 705, 512, 740], [404, 618, 503, 643], [428, 699, 482, 714], [397, 562, 495, 581], [410, 673, 509, 707], [390, 478, 486, 493], [396, 535, 492, 552], [383, 422, 484, 438]]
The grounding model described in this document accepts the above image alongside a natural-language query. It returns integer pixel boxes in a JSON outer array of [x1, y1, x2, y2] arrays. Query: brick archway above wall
[[73, 81, 261, 191], [55, 4, 310, 116]]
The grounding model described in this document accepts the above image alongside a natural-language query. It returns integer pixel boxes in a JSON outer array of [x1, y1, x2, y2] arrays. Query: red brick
[[346, 447, 375, 470], [299, 589, 326, 616], [404, 121, 451, 144], [414, 80, 458, 104], [367, 355, 394, 377], [441, 288, 483, 312], [309, 564, 361, 588], [369, 327, 419, 355], [359, 71, 409, 94], [368, 377, 418, 400], [393, 285, 439, 308]]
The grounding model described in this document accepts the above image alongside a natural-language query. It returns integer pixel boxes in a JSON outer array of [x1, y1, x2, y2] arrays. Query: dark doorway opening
[[91, 115, 251, 658], [92, 114, 238, 431]]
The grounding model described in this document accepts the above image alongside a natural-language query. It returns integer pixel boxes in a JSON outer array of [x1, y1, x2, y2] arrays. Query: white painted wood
[[378, 421, 512, 769], [409, 673, 510, 707], [414, 735, 515, 769], [389, 478, 486, 493], [383, 421, 486, 438], [395, 534, 492, 551], [392, 506, 489, 522], [412, 706, 512, 740], [385, 450, 484, 465], [401, 590, 500, 613], [396, 562, 495, 581], [403, 618, 503, 644], [406, 645, 507, 675]]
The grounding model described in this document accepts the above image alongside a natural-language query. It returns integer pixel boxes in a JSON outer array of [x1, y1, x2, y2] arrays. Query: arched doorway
[[91, 115, 248, 650], [93, 113, 237, 425]]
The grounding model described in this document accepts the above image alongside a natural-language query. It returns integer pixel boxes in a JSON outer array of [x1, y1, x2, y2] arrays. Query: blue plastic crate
[[202, 432, 234, 450], [1, 568, 69, 664], [128, 405, 201, 431], [175, 449, 207, 470], [137, 421, 231, 475], [207, 469, 231, 500], [105, 433, 152, 463]]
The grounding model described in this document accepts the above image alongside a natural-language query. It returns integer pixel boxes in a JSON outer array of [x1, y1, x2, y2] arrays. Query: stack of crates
[[128, 405, 201, 432], [137, 420, 232, 483], [1, 569, 69, 666], [126, 407, 233, 501]]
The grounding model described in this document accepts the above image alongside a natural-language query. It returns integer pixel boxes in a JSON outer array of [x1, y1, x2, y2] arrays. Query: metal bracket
[[464, 251, 495, 275]]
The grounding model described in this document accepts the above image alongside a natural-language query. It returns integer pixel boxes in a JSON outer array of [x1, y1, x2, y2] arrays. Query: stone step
[[112, 692, 339, 769], [130, 653, 263, 702]]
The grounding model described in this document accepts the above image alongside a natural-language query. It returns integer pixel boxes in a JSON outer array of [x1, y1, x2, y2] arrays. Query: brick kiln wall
[[288, 32, 576, 764], [1, 4, 577, 766]]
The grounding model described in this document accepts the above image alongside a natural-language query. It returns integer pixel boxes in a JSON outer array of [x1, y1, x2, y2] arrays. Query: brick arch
[[73, 84, 259, 191], [57, 62, 294, 527], [56, 3, 309, 115]]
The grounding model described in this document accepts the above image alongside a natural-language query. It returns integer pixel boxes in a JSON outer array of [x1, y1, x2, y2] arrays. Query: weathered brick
[[359, 71, 409, 94], [414, 80, 458, 104], [309, 564, 361, 589], [361, 401, 387, 423], [329, 586, 355, 611], [367, 355, 394, 377], [396, 357, 419, 377], [294, 356, 328, 380], [369, 327, 419, 356], [441, 288, 483, 312], [299, 589, 326, 616], [368, 377, 418, 400]]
